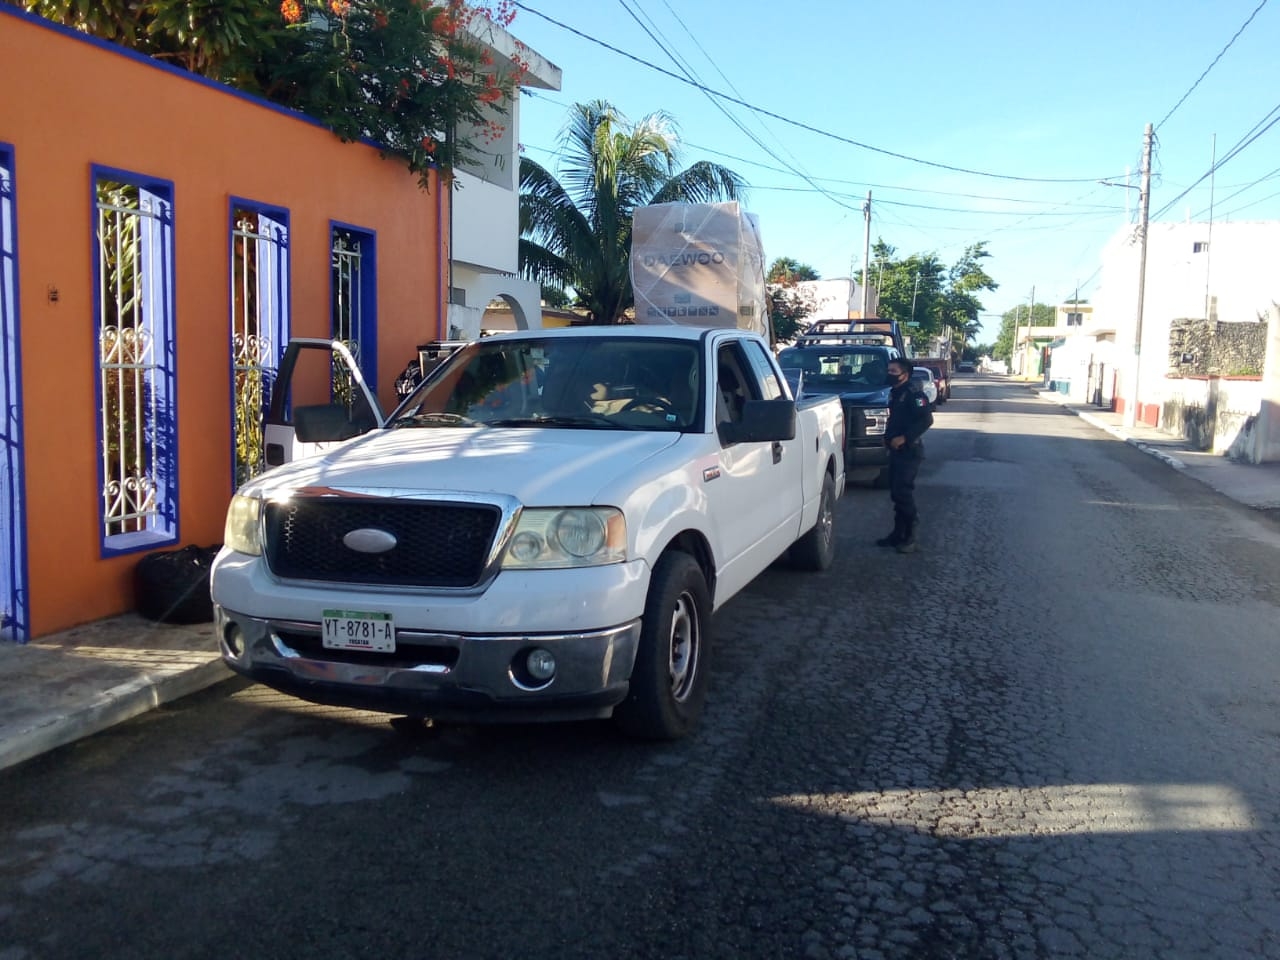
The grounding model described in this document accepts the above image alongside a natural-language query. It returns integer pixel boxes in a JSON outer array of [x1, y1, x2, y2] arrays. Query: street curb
[[0, 658, 232, 773]]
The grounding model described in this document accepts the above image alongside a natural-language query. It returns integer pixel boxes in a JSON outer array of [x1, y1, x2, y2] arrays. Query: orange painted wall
[[1, 9, 450, 637]]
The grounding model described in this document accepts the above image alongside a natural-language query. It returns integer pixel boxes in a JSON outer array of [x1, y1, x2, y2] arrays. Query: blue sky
[[505, 0, 1279, 340]]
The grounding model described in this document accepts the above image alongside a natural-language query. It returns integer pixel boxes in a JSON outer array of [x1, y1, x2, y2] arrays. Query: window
[[230, 202, 290, 487], [94, 169, 177, 553], [1, 144, 28, 641], [716, 344, 755, 430], [742, 339, 784, 400], [1193, 241, 1209, 253], [331, 223, 377, 390], [1066, 312, 1084, 327]]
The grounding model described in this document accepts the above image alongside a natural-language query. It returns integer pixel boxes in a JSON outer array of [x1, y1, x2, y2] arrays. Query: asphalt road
[[3, 376, 1279, 960]]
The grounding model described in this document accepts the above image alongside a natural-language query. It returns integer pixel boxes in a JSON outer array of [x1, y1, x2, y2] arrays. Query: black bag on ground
[[134, 544, 221, 624]]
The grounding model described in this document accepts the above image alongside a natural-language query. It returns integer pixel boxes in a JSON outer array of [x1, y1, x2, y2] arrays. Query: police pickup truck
[[211, 325, 844, 740], [777, 319, 905, 471]]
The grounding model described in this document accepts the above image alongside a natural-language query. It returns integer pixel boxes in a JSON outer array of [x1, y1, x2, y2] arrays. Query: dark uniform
[[880, 376, 934, 551]]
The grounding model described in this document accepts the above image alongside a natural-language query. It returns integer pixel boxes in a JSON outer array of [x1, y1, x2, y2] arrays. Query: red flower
[[374, 9, 389, 28], [421, 137, 437, 154], [280, 0, 303, 23], [329, 0, 350, 16]]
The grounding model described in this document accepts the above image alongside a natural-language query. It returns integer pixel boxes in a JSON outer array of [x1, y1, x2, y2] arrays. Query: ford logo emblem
[[342, 528, 398, 554]]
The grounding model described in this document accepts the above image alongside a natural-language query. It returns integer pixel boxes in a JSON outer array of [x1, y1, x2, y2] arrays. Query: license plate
[[322, 609, 395, 653]]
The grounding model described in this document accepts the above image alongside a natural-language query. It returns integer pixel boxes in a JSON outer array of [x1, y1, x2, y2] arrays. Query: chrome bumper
[[215, 607, 641, 722]]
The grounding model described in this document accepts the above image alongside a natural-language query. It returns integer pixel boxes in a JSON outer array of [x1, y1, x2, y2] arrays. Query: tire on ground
[[615, 551, 711, 741]]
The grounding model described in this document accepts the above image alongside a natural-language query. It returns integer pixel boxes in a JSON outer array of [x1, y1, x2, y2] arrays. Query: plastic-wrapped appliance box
[[630, 201, 769, 339]]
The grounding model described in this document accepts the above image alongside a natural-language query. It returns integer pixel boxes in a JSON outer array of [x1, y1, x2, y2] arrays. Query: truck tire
[[791, 471, 836, 571], [615, 551, 711, 740]]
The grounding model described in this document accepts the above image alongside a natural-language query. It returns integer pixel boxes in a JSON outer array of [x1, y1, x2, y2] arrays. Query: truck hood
[[244, 427, 685, 506]]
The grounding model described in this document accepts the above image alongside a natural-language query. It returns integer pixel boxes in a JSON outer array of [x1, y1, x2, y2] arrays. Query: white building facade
[[447, 21, 562, 340], [1091, 220, 1280, 425]]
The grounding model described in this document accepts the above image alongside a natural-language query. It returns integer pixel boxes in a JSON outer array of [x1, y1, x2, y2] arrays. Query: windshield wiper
[[487, 415, 635, 430], [390, 412, 479, 428]]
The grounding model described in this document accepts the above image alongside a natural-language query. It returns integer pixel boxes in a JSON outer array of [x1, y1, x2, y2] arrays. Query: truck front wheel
[[615, 551, 711, 740]]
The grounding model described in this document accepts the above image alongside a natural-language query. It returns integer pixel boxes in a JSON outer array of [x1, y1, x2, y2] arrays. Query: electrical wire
[[524, 91, 1126, 211], [614, 0, 862, 214], [1150, 100, 1280, 219], [1156, 0, 1270, 131], [1190, 163, 1280, 218], [513, 2, 1130, 185]]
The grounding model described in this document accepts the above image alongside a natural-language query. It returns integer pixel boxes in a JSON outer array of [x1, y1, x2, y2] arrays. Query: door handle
[[772, 440, 783, 464]]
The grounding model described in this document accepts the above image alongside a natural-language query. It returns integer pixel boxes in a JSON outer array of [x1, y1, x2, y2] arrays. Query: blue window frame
[[230, 199, 290, 489], [1, 143, 29, 642], [92, 166, 178, 555], [330, 222, 377, 390]]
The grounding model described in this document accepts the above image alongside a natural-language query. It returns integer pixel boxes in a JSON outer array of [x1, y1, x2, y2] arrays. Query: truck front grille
[[264, 498, 502, 588]]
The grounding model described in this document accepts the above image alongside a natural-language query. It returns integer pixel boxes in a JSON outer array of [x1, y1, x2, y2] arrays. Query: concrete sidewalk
[[1034, 387, 1280, 514], [2, 388, 1277, 774], [0, 615, 229, 772]]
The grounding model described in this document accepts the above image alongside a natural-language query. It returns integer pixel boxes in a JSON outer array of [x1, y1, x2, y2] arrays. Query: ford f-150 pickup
[[211, 325, 844, 739]]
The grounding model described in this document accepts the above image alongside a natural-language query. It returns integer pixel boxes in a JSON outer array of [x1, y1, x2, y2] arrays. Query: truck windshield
[[776, 347, 890, 388], [391, 338, 702, 432]]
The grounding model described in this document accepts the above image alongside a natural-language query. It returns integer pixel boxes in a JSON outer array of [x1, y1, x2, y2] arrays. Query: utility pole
[[911, 272, 920, 325], [1125, 122, 1153, 428], [1204, 132, 1216, 321], [1011, 305, 1021, 372], [861, 191, 872, 318], [1017, 286, 1034, 376]]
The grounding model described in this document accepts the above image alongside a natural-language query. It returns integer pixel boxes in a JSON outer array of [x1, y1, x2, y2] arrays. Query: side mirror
[[718, 399, 797, 445]]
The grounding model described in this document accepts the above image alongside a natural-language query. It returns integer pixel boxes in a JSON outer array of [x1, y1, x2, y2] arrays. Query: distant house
[[0, 6, 557, 640], [1090, 220, 1280, 426], [792, 278, 879, 323]]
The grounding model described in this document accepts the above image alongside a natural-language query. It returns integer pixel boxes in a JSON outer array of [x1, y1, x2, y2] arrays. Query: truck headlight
[[865, 407, 890, 436], [224, 494, 264, 556], [502, 508, 626, 569]]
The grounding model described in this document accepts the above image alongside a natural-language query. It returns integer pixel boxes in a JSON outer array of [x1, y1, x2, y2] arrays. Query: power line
[[747, 185, 1124, 218], [1190, 162, 1280, 218], [613, 0, 861, 214], [1156, 0, 1270, 131], [651, 0, 821, 189], [513, 2, 1129, 185], [1150, 100, 1280, 219], [521, 108, 1127, 211]]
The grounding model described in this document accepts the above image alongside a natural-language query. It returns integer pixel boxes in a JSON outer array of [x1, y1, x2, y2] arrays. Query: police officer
[[876, 357, 933, 553]]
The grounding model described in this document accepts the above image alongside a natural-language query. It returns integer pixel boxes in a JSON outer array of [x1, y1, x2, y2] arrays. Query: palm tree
[[519, 100, 744, 324]]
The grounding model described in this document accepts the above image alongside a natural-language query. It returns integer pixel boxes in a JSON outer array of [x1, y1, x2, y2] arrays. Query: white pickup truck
[[211, 325, 844, 739]]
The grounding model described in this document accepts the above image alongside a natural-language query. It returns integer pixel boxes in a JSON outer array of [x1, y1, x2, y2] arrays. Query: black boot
[[876, 513, 905, 547], [895, 517, 918, 554]]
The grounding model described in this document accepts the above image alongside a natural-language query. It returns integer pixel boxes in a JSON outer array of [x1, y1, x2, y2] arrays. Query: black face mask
[[888, 370, 908, 387]]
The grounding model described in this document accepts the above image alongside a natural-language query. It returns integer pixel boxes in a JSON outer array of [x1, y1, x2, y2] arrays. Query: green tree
[[767, 257, 819, 284], [20, 0, 526, 185], [993, 302, 1056, 361], [518, 100, 744, 324], [764, 257, 818, 341], [865, 240, 998, 356], [867, 241, 946, 335]]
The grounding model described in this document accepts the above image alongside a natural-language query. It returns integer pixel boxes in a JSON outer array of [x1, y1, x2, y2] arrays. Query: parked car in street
[[911, 367, 938, 404], [955, 361, 976, 373], [913, 357, 950, 402], [212, 326, 845, 740]]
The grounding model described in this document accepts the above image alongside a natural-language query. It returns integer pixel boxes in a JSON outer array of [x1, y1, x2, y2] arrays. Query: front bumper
[[216, 608, 641, 721], [847, 440, 889, 467], [212, 554, 651, 721]]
